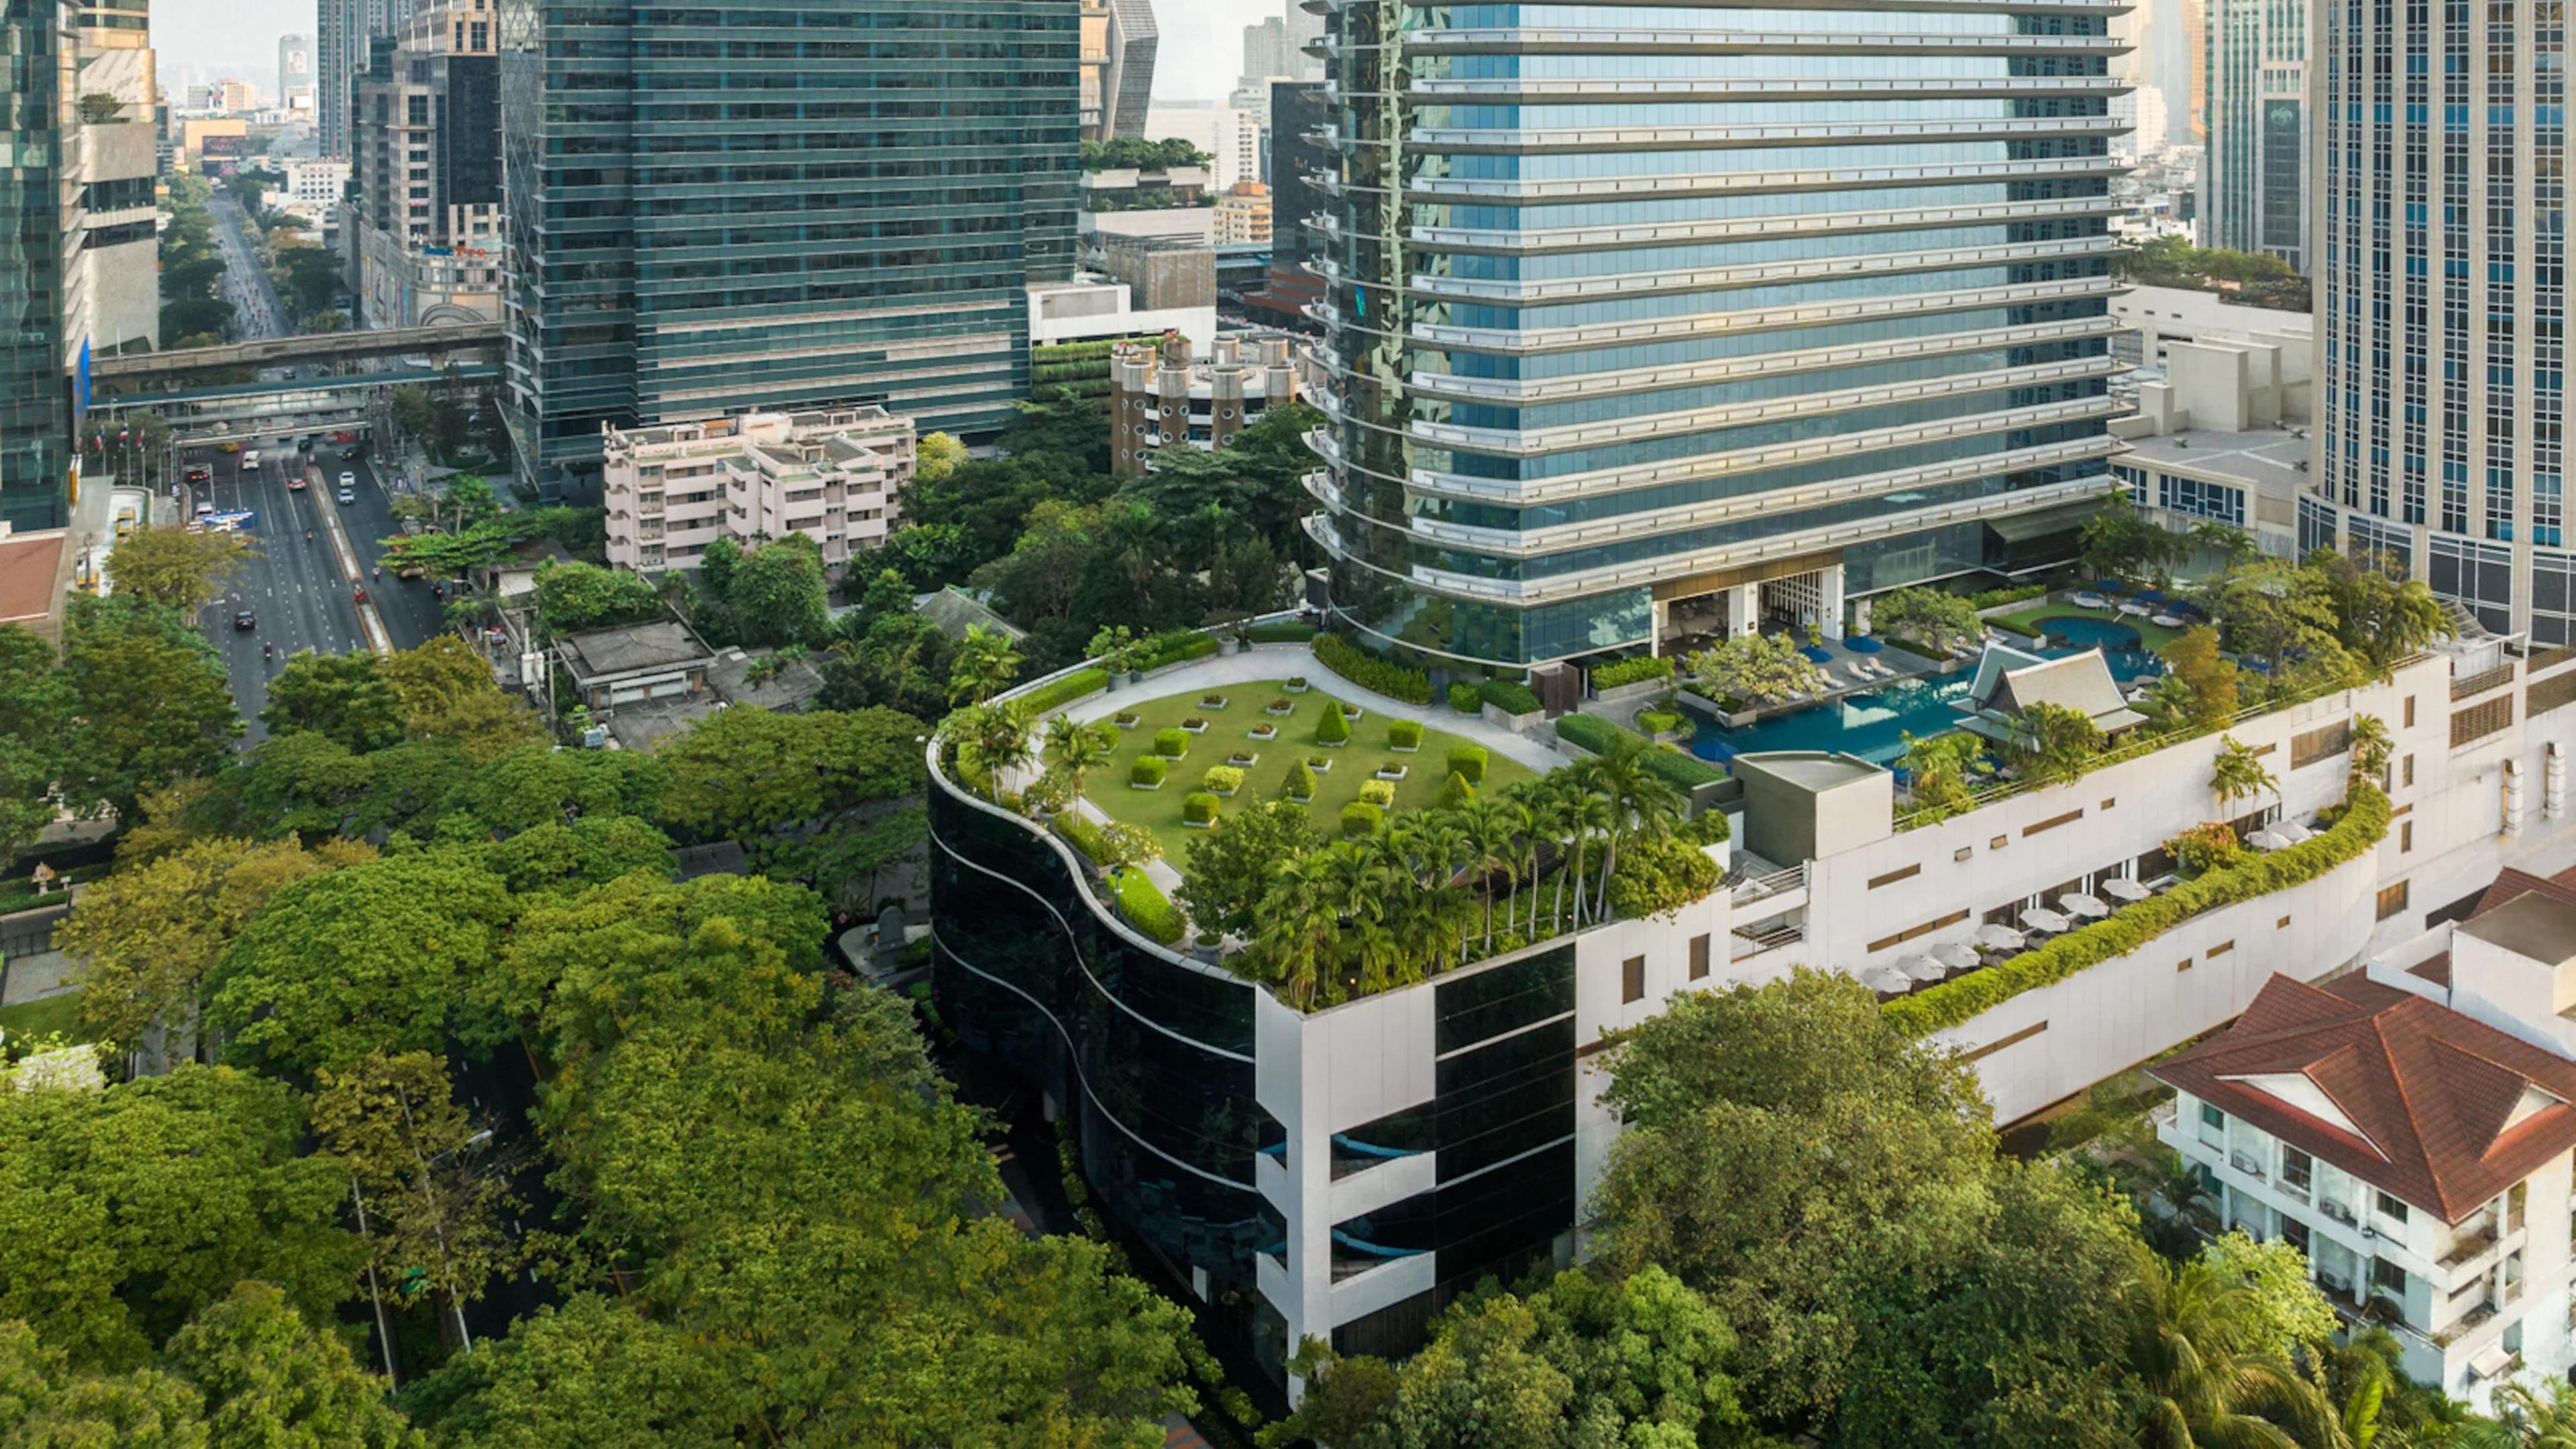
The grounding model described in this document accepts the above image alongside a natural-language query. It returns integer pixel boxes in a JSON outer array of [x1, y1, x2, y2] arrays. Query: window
[[2202, 1102, 2226, 1130], [2402, 820, 2414, 853], [1688, 934, 1710, 981], [2510, 1181, 2528, 1232], [1621, 955, 1644, 1004], [2208, 940, 2235, 958], [2372, 1256, 2410, 1299], [2292, 720, 2354, 767], [2377, 1190, 2412, 1224], [1868, 864, 1920, 890], [2378, 881, 2413, 920], [2282, 1146, 2314, 1195], [2451, 695, 2515, 746], [2405, 695, 2418, 727], [2402, 753, 2416, 785]]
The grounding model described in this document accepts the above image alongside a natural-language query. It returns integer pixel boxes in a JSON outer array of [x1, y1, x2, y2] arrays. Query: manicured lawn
[[1079, 680, 1541, 861], [0, 991, 86, 1044], [1986, 602, 2188, 653]]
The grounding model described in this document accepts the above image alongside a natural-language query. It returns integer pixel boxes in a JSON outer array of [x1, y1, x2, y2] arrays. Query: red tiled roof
[[2150, 973, 2576, 1223], [2407, 952, 2453, 987], [0, 533, 64, 625], [2473, 865, 2576, 920]]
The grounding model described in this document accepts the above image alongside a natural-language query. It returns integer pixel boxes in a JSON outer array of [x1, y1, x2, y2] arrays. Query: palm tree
[[2481, 1381, 2576, 1448], [948, 623, 1024, 705], [1259, 853, 1338, 1010], [2192, 519, 2260, 568], [1584, 734, 1686, 912], [2348, 714, 2393, 786], [957, 702, 1033, 801], [1454, 798, 1520, 951], [1566, 791, 1615, 926], [1042, 713, 1116, 806], [2132, 1253, 2335, 1449], [2211, 734, 2280, 812]]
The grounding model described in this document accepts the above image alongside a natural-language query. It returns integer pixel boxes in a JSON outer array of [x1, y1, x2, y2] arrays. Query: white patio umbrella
[[1929, 941, 1981, 971], [2059, 892, 2111, 920], [1973, 923, 2027, 953], [1861, 965, 1912, 994], [2101, 877, 2153, 903], [2273, 821, 2314, 845], [2019, 906, 2073, 934], [1898, 953, 1949, 982], [2249, 828, 2296, 851]]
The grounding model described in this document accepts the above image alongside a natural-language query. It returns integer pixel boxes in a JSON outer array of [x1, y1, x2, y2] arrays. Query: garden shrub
[[1130, 757, 1169, 788], [1556, 712, 1726, 790], [1358, 780, 1395, 807], [1590, 655, 1676, 690], [1479, 679, 1543, 715], [1281, 762, 1317, 800], [1605, 834, 1723, 920], [1110, 869, 1186, 945], [1387, 718, 1424, 750], [1245, 619, 1318, 643], [1967, 582, 2051, 610], [1053, 812, 1108, 863], [1438, 771, 1474, 808], [1132, 629, 1220, 672], [1340, 801, 1383, 837], [1315, 706, 1349, 745], [1183, 792, 1221, 826], [1202, 765, 1245, 794], [1014, 668, 1109, 716], [1883, 784, 2392, 1037], [1152, 727, 1190, 759], [1676, 809, 1731, 845], [1313, 633, 1434, 704], [2166, 820, 2244, 876], [1446, 745, 1487, 784], [1448, 682, 1481, 714], [1638, 709, 1683, 735]]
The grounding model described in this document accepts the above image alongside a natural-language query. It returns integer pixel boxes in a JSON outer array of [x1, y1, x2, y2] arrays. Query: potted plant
[[1281, 761, 1318, 801], [1285, 676, 1310, 694], [1192, 930, 1225, 963], [1266, 696, 1294, 716], [1358, 780, 1396, 807], [1375, 762, 1409, 782], [1181, 716, 1210, 734], [1152, 727, 1190, 759], [1306, 753, 1333, 773], [1316, 707, 1350, 748], [1229, 749, 1260, 766], [1113, 710, 1140, 730], [1183, 792, 1221, 827], [1199, 694, 1229, 710], [1248, 722, 1279, 741], [1130, 757, 1169, 790], [1202, 765, 1245, 797], [1339, 702, 1363, 720]]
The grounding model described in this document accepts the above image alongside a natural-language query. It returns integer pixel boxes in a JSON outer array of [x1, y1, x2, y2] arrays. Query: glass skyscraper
[[2, 0, 70, 535], [1304, 0, 2133, 671], [2314, 0, 2576, 645], [496, 0, 1080, 495], [2201, 0, 2307, 270]]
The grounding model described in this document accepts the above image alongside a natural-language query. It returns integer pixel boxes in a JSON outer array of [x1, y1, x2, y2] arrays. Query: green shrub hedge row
[[1052, 812, 1110, 865], [1244, 619, 1318, 643], [1016, 667, 1109, 717], [1110, 868, 1187, 945], [1479, 680, 1544, 715], [1967, 582, 2051, 610], [1448, 682, 1481, 714], [1552, 712, 1726, 789], [1589, 655, 1676, 689], [1312, 633, 1434, 705], [1133, 630, 1221, 672], [1882, 784, 2392, 1038]]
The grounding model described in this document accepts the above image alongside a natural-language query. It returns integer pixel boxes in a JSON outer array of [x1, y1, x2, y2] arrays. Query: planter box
[[1229, 753, 1261, 767], [1376, 765, 1409, 781], [1483, 702, 1546, 733], [1285, 681, 1311, 694], [1210, 788, 1239, 798], [1340, 704, 1364, 718], [1307, 757, 1334, 772], [1181, 720, 1210, 734], [1105, 674, 1128, 693], [1199, 697, 1230, 710], [1183, 818, 1213, 828], [1113, 716, 1140, 730], [1130, 781, 1165, 791], [1249, 724, 1279, 740], [1389, 743, 1419, 754], [1218, 638, 1240, 657], [1266, 702, 1295, 716], [1318, 739, 1347, 749], [1592, 676, 1670, 706]]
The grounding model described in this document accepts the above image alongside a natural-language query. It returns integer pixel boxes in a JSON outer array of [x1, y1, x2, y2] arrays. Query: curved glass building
[[1301, 0, 2135, 669]]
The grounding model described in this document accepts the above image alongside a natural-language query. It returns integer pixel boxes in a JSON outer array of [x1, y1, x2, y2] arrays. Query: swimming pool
[[1688, 638, 2166, 767], [2027, 617, 2167, 684]]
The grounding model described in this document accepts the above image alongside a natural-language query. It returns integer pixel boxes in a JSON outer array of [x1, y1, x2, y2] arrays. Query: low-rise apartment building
[[2153, 888, 2576, 1409], [601, 407, 914, 575], [1110, 333, 1299, 477]]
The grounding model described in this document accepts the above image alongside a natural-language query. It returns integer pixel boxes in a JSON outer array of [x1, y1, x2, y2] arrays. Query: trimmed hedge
[[1313, 633, 1434, 705], [1446, 745, 1487, 784], [1438, 771, 1475, 808], [1017, 667, 1110, 716], [1590, 654, 1676, 690], [1202, 765, 1245, 794], [1281, 762, 1318, 800], [1052, 812, 1108, 864], [1479, 680, 1543, 715], [1315, 707, 1349, 745], [1152, 728, 1190, 759], [1387, 718, 1424, 750], [1110, 868, 1187, 945], [1358, 780, 1396, 807], [1340, 801, 1383, 837], [1448, 682, 1482, 714], [1183, 792, 1222, 825], [1245, 619, 1318, 643], [1554, 712, 1726, 790], [1134, 630, 1221, 672], [1968, 582, 2051, 610], [1130, 757, 1169, 787], [1883, 784, 2393, 1038]]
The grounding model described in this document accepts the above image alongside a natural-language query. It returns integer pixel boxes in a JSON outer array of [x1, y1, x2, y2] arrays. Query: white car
[[239, 449, 260, 469], [339, 471, 356, 490], [337, 486, 355, 504]]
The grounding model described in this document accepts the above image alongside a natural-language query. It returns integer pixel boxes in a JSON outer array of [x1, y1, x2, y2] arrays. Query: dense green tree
[[261, 651, 405, 753], [106, 526, 253, 616], [440, 743, 669, 835], [2002, 700, 2106, 786], [160, 1280, 423, 1448], [529, 561, 663, 635], [0, 625, 74, 869], [407, 1295, 751, 1449], [1177, 799, 1323, 941], [59, 596, 241, 820], [819, 602, 957, 720], [476, 814, 674, 896], [379, 635, 545, 763], [0, 1319, 209, 1446], [205, 852, 520, 1077], [2079, 496, 2187, 582], [727, 534, 829, 647], [0, 1065, 359, 1368], [2308, 548, 2453, 676], [311, 1052, 524, 1332], [652, 705, 924, 842]]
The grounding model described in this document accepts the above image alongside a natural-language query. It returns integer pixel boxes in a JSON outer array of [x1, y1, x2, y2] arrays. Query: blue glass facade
[[497, 0, 1080, 491], [2202, 0, 2308, 270], [1305, 0, 2131, 667], [2, 0, 70, 534]]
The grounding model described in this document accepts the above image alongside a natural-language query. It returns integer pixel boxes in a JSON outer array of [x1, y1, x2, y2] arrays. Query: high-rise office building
[[2312, 0, 2576, 645], [352, 0, 498, 326], [1078, 0, 1155, 144], [317, 0, 406, 158], [64, 0, 157, 360], [2199, 0, 2305, 270], [2, 0, 73, 535], [498, 0, 1081, 498], [1305, 1, 2131, 669], [278, 32, 315, 119]]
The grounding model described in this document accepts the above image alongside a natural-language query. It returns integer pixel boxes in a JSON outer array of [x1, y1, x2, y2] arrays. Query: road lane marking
[[309, 463, 392, 656]]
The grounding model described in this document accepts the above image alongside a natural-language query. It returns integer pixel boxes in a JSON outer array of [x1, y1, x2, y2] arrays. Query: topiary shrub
[[1315, 706, 1349, 746], [1589, 654, 1676, 690], [1387, 718, 1424, 751], [2166, 820, 2245, 876], [1479, 679, 1543, 715], [1448, 682, 1481, 714], [1438, 770, 1474, 808], [1313, 633, 1434, 704], [1153, 727, 1190, 759], [1017, 668, 1110, 715], [1446, 745, 1488, 784], [1281, 762, 1317, 800], [1201, 765, 1245, 795], [1358, 780, 1395, 807], [1183, 792, 1221, 826], [1340, 800, 1383, 837], [1130, 757, 1169, 788]]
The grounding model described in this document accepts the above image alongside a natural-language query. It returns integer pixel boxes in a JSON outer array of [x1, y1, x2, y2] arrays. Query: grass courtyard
[[1077, 679, 1541, 861], [0, 991, 86, 1045], [1984, 601, 2189, 653]]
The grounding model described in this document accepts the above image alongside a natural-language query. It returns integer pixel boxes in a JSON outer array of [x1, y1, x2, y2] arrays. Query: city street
[[208, 189, 286, 343]]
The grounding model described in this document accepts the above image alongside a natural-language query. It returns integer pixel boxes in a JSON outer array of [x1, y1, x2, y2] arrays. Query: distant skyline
[[148, 0, 1274, 103]]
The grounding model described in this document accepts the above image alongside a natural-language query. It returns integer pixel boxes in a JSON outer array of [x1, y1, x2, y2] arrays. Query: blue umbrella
[[2137, 588, 2167, 603], [2093, 578, 2129, 594], [1845, 635, 1886, 653], [1799, 645, 1833, 663]]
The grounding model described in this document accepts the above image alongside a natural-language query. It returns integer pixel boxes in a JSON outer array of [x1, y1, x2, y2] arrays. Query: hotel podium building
[[1299, 0, 2137, 670]]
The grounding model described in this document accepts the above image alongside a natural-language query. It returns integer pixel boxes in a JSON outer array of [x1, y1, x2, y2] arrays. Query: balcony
[[2451, 663, 2517, 700], [2438, 1224, 2500, 1271], [2320, 1198, 2361, 1228]]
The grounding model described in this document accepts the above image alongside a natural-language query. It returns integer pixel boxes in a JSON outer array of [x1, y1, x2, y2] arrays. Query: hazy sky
[[150, 0, 1277, 102]]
